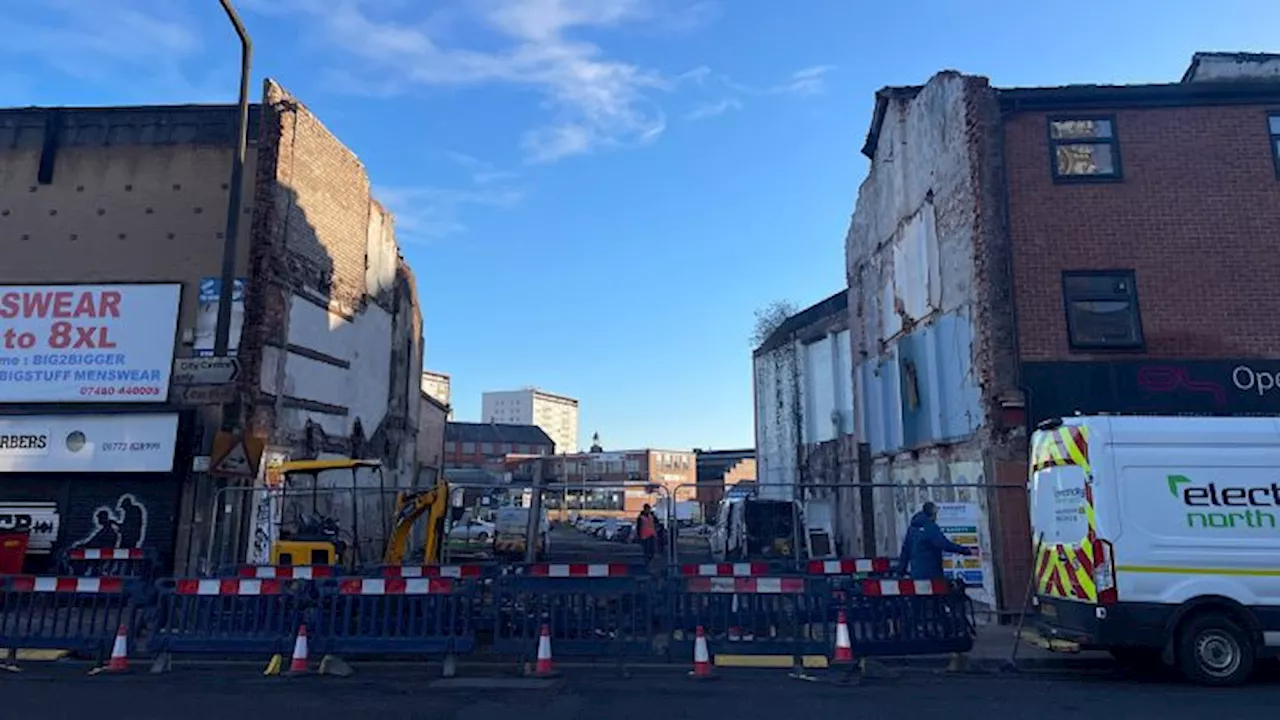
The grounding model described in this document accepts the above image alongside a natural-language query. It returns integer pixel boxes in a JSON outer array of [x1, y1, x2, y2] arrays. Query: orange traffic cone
[[532, 624, 557, 677], [832, 610, 854, 665], [105, 625, 129, 672], [288, 624, 310, 674], [689, 626, 716, 680]]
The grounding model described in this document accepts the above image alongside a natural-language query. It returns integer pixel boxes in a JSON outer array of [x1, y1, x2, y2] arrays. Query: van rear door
[[1029, 422, 1101, 605]]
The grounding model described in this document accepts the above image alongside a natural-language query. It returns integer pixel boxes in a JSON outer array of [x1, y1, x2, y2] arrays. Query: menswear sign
[[0, 284, 180, 403]]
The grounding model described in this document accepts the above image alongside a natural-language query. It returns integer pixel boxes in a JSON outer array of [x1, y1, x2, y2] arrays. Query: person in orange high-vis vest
[[636, 504, 657, 563]]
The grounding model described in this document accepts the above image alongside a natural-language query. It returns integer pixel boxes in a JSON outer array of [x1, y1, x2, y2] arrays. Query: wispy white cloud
[[0, 0, 225, 103], [247, 0, 678, 163], [378, 151, 525, 243], [685, 97, 741, 121], [782, 65, 837, 96], [723, 65, 838, 97], [378, 184, 525, 243]]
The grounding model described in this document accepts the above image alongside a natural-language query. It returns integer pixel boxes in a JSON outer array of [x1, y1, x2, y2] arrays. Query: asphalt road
[[4, 665, 1279, 720]]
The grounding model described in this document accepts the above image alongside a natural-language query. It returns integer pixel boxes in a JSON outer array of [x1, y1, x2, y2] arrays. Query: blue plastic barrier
[[493, 567, 657, 659], [310, 577, 476, 657], [839, 578, 975, 657], [58, 548, 159, 580], [0, 575, 141, 658], [665, 575, 830, 657], [149, 578, 309, 656]]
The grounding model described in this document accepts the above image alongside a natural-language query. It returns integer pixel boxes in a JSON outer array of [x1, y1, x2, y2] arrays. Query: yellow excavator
[[268, 458, 450, 568]]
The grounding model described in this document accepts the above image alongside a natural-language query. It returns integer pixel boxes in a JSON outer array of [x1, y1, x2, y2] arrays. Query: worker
[[898, 501, 975, 579], [635, 504, 657, 563]]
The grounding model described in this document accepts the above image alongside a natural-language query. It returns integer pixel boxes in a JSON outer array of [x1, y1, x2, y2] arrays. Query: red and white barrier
[[525, 563, 632, 578], [860, 578, 950, 596], [381, 565, 486, 579], [806, 558, 893, 575], [66, 548, 146, 560], [337, 578, 455, 595], [679, 562, 772, 577], [236, 565, 333, 579], [174, 578, 285, 596], [685, 577, 806, 594], [8, 576, 126, 593]]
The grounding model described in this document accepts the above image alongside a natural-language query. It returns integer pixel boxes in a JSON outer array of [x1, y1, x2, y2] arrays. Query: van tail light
[[1093, 539, 1117, 606]]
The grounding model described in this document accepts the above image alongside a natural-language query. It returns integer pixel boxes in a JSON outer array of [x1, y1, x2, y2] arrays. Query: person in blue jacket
[[898, 502, 975, 579]]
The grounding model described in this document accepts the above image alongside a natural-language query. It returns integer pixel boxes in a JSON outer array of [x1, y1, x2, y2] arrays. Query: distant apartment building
[[444, 421, 555, 469], [421, 370, 453, 420], [482, 388, 579, 453]]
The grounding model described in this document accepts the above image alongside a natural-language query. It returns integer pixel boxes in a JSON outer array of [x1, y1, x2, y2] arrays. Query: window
[[1049, 117, 1121, 181], [482, 443, 495, 454], [445, 441, 457, 452], [1062, 271, 1143, 350], [1270, 113, 1280, 177], [461, 442, 475, 453]]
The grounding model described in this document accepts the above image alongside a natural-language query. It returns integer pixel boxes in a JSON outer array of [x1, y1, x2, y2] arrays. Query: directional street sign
[[172, 356, 240, 386], [173, 384, 237, 406]]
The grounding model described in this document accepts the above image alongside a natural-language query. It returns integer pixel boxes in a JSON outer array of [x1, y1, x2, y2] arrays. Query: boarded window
[[1050, 118, 1121, 180]]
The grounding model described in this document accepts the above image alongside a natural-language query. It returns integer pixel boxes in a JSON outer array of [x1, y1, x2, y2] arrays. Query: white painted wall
[[261, 294, 394, 437], [755, 325, 857, 502]]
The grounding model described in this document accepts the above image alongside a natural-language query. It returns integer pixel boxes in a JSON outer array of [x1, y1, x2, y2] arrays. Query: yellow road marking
[[714, 655, 829, 669]]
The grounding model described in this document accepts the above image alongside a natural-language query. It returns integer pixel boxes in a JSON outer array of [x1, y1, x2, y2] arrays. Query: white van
[[1029, 415, 1280, 686]]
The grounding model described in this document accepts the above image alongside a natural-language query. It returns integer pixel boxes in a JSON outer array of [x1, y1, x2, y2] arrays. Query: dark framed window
[[1269, 113, 1280, 178], [1049, 117, 1121, 182], [1062, 271, 1144, 351]]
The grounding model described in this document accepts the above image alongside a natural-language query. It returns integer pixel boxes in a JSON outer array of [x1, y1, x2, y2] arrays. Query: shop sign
[[0, 502, 60, 553], [0, 284, 181, 403], [0, 414, 178, 473]]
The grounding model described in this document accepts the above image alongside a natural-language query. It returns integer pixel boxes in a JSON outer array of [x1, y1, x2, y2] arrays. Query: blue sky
[[4, 0, 1278, 451]]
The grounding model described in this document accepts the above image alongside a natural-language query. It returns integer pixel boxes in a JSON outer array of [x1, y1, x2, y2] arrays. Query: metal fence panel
[[310, 578, 476, 656], [0, 576, 141, 658], [149, 578, 309, 655], [840, 578, 975, 656], [58, 548, 160, 580], [665, 576, 830, 657], [493, 574, 657, 659]]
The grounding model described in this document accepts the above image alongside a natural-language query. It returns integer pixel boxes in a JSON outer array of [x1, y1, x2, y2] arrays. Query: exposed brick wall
[[1005, 103, 1280, 361], [262, 80, 369, 314]]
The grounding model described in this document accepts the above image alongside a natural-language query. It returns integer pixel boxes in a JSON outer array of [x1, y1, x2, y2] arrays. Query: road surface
[[4, 664, 1278, 719]]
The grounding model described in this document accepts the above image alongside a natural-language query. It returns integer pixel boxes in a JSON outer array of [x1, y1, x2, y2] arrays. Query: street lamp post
[[188, 0, 253, 573], [214, 0, 252, 359]]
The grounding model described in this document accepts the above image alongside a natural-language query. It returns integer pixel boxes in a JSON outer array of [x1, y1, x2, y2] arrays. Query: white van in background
[[1029, 415, 1280, 686]]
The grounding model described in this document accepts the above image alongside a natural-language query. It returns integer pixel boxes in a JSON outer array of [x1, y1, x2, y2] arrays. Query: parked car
[[448, 518, 495, 543]]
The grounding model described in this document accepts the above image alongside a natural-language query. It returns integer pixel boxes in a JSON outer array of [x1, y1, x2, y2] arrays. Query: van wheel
[[1177, 613, 1255, 687]]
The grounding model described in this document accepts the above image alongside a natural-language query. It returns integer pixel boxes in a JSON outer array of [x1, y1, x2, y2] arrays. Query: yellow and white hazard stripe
[[1030, 425, 1098, 603]]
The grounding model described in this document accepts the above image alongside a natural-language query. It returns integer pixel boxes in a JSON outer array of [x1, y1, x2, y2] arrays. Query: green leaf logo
[[1167, 474, 1192, 497]]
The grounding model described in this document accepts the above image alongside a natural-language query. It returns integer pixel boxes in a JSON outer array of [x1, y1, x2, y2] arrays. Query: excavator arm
[[382, 480, 450, 566]]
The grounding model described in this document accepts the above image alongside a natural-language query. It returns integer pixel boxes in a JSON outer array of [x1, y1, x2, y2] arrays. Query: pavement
[[2, 661, 1278, 719]]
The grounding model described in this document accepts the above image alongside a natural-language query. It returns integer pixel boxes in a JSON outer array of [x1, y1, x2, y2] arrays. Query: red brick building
[[443, 421, 554, 469], [846, 52, 1280, 612]]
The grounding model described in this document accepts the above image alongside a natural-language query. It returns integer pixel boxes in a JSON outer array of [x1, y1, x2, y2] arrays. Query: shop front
[[0, 413, 184, 573], [0, 282, 186, 573]]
